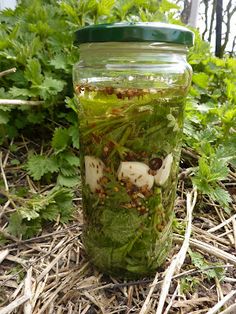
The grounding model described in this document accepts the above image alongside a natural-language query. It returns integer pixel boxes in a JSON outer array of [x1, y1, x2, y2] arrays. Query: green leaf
[[27, 155, 59, 180], [0, 111, 10, 124], [57, 174, 80, 187], [61, 152, 80, 166], [50, 54, 68, 71], [53, 187, 74, 223], [9, 87, 34, 98], [24, 219, 42, 238], [192, 72, 210, 89], [159, 0, 180, 12], [7, 212, 27, 237], [52, 128, 70, 154], [39, 77, 65, 100], [25, 58, 43, 85], [60, 165, 77, 177], [97, 0, 115, 16], [188, 249, 225, 281], [68, 125, 80, 149], [20, 206, 40, 220], [41, 204, 59, 221], [210, 187, 231, 208], [101, 208, 142, 244]]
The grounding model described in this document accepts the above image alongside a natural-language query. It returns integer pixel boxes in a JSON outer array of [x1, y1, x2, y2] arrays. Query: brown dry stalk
[[139, 272, 159, 314], [0, 249, 9, 264], [206, 290, 236, 314], [174, 236, 236, 265], [0, 296, 30, 314], [0, 68, 16, 78], [0, 152, 9, 192], [155, 188, 198, 314], [0, 99, 44, 106], [219, 302, 236, 314], [208, 214, 236, 233]]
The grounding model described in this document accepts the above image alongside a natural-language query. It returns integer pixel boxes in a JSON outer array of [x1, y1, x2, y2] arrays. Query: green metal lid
[[75, 22, 194, 46]]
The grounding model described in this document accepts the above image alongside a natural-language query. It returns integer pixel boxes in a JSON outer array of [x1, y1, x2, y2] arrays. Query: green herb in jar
[[76, 85, 184, 278]]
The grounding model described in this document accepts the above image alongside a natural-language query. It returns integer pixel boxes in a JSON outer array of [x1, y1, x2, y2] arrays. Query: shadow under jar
[[73, 22, 194, 279]]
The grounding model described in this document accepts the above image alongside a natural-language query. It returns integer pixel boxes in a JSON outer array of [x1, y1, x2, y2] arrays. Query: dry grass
[[0, 139, 236, 314]]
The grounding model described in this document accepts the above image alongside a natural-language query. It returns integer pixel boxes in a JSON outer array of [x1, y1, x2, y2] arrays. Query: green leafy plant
[[0, 0, 235, 246], [188, 249, 225, 281], [6, 186, 74, 239]]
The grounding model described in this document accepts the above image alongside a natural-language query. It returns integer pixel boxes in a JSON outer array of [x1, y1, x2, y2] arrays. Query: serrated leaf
[[160, 0, 180, 12], [101, 208, 142, 244], [9, 87, 34, 98], [23, 219, 42, 238], [57, 174, 80, 187], [41, 204, 59, 221], [25, 58, 43, 85], [53, 187, 74, 223], [60, 165, 77, 177], [68, 125, 80, 149], [0, 111, 10, 124], [61, 152, 80, 166], [50, 54, 67, 70], [192, 72, 210, 89], [20, 206, 40, 220], [52, 128, 70, 153], [210, 186, 231, 208], [27, 155, 59, 180], [189, 249, 224, 280], [7, 212, 27, 237], [39, 77, 65, 100]]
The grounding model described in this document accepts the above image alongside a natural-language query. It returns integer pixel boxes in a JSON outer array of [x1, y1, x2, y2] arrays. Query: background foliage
[[0, 0, 235, 238]]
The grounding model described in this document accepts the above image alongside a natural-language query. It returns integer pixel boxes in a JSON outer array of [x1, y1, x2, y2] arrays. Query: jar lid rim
[[75, 22, 194, 47]]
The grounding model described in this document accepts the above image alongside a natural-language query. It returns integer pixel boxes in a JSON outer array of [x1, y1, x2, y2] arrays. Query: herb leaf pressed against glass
[[76, 86, 184, 278]]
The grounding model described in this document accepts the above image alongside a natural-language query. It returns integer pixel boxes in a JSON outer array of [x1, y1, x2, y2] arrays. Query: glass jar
[[73, 23, 194, 278]]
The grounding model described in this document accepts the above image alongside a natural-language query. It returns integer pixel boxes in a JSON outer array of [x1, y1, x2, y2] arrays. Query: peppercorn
[[149, 158, 163, 170]]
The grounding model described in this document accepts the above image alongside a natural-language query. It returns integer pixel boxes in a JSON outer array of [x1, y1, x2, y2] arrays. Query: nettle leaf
[[192, 72, 210, 89], [61, 152, 80, 166], [20, 206, 40, 220], [60, 165, 77, 177], [195, 156, 229, 183], [25, 58, 43, 85], [41, 204, 59, 221], [53, 188, 74, 223], [39, 77, 65, 100], [27, 155, 59, 180], [52, 127, 71, 153], [24, 219, 42, 239], [50, 54, 68, 71], [68, 125, 80, 149], [210, 187, 231, 209], [0, 111, 10, 124], [9, 87, 35, 98], [101, 208, 142, 244], [7, 212, 28, 237], [160, 0, 180, 12], [188, 249, 225, 281], [57, 174, 80, 187], [7, 187, 74, 238]]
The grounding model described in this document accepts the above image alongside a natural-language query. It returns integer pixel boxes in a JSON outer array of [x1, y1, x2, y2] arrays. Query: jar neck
[[79, 42, 188, 64]]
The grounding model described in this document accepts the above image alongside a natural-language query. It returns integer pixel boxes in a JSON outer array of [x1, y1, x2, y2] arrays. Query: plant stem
[[0, 99, 44, 106], [0, 68, 17, 78]]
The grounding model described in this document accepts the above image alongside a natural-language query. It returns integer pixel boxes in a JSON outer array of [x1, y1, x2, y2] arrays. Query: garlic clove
[[117, 161, 154, 190], [154, 153, 173, 186], [84, 156, 105, 193]]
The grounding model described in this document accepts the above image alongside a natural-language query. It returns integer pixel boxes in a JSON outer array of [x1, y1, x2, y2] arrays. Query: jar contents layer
[[76, 85, 184, 278]]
